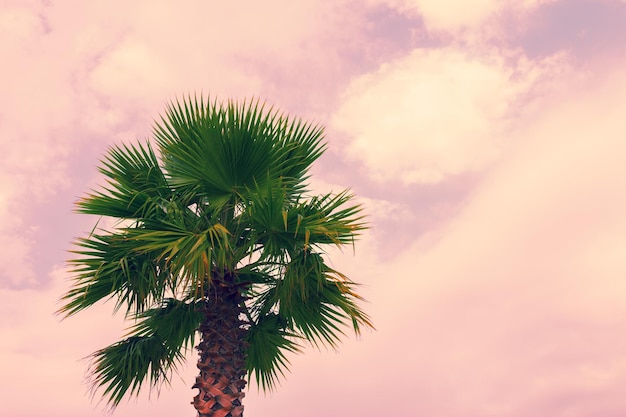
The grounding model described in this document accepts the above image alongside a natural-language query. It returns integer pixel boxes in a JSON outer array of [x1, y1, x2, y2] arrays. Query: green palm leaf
[[153, 96, 325, 203], [130, 298, 204, 353], [59, 232, 168, 318], [78, 141, 170, 220], [249, 251, 372, 350], [278, 252, 371, 348], [245, 313, 301, 391], [88, 298, 203, 407], [88, 335, 181, 407], [122, 220, 231, 290]]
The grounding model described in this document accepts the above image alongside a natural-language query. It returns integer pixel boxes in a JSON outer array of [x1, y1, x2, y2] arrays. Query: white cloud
[[332, 47, 551, 185]]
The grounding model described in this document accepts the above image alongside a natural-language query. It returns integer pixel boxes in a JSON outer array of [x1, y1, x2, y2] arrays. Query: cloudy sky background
[[2, 0, 626, 416]]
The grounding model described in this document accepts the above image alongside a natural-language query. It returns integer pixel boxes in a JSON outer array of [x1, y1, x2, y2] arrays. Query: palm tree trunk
[[192, 281, 248, 417]]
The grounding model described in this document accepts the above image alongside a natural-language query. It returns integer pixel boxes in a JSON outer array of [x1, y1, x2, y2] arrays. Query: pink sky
[[2, 0, 626, 416]]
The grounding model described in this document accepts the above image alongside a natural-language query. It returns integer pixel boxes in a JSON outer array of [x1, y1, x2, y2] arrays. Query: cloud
[[332, 47, 558, 185], [4, 1, 626, 416], [407, 0, 503, 31], [0, 0, 364, 287], [248, 55, 626, 417], [366, 0, 557, 33], [516, 0, 626, 61], [357, 58, 626, 416]]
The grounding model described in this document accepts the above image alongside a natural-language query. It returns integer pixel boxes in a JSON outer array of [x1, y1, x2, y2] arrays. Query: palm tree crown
[[58, 96, 372, 416]]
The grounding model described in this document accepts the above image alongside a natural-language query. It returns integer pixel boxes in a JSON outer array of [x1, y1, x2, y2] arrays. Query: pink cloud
[[366, 0, 556, 33], [2, 1, 626, 416]]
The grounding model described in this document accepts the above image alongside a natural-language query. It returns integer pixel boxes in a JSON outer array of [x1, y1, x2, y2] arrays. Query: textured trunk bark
[[192, 280, 248, 417]]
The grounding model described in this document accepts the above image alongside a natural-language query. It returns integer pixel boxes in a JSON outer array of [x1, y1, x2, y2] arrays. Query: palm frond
[[251, 251, 373, 349], [77, 141, 171, 219], [271, 117, 326, 196], [130, 298, 204, 353], [88, 334, 183, 408], [88, 298, 203, 408], [244, 185, 367, 262], [58, 232, 168, 318], [153, 95, 325, 204], [122, 220, 231, 292], [286, 191, 367, 249], [245, 313, 301, 391]]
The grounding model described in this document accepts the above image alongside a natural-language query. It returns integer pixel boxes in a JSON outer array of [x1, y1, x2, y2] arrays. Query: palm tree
[[58, 96, 372, 417]]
